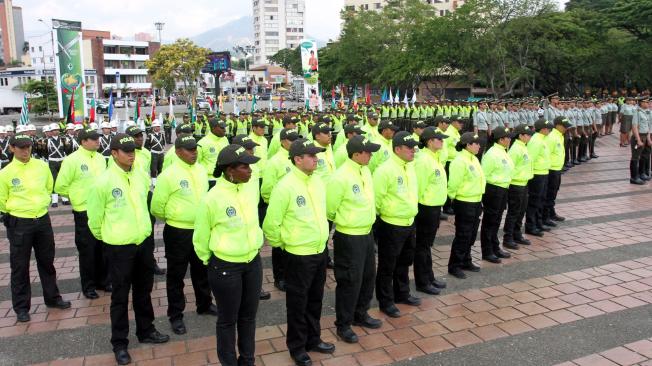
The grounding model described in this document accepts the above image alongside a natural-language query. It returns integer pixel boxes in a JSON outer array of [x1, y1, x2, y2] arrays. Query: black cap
[[125, 126, 143, 137], [209, 117, 227, 129], [346, 114, 357, 122], [459, 132, 481, 145], [218, 144, 260, 166], [434, 115, 448, 125], [251, 118, 267, 128], [414, 120, 428, 129], [280, 128, 301, 141], [9, 134, 32, 147], [554, 116, 572, 128], [419, 127, 448, 144], [514, 124, 535, 136], [282, 116, 297, 126], [175, 123, 193, 134], [450, 115, 463, 123], [175, 135, 198, 150], [367, 112, 378, 119], [378, 120, 400, 132], [232, 134, 260, 149], [392, 131, 419, 148], [79, 127, 100, 141], [289, 138, 326, 158], [320, 116, 332, 123], [492, 126, 512, 139], [110, 133, 137, 152], [534, 118, 553, 131], [343, 124, 364, 135], [347, 135, 381, 155], [311, 122, 334, 136]]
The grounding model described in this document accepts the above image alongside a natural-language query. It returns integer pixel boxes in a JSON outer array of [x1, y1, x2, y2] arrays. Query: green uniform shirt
[[0, 158, 53, 218], [87, 163, 151, 245], [373, 154, 418, 226], [415, 148, 447, 206], [54, 147, 107, 212], [262, 166, 329, 255], [261, 147, 292, 203], [197, 132, 229, 179], [481, 143, 514, 189], [193, 176, 263, 264], [151, 159, 208, 229], [326, 159, 376, 235], [546, 129, 565, 171], [448, 149, 485, 202], [508, 139, 533, 186], [528, 133, 550, 175]]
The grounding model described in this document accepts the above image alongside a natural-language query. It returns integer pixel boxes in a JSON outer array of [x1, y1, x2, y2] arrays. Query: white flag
[[403, 91, 409, 108], [389, 88, 394, 105], [394, 90, 400, 104], [411, 90, 417, 106]]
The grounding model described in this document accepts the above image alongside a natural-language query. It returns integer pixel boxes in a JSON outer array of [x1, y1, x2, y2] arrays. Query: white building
[[344, 0, 465, 16], [100, 39, 152, 96], [252, 0, 305, 65]]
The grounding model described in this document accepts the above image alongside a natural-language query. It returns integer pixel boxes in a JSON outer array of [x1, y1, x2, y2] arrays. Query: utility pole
[[154, 22, 165, 43]]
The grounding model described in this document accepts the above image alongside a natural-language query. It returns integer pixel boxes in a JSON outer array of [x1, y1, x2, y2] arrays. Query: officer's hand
[[637, 140, 644, 148]]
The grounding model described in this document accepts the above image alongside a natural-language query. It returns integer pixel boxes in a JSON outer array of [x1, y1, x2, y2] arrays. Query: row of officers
[[0, 108, 577, 366]]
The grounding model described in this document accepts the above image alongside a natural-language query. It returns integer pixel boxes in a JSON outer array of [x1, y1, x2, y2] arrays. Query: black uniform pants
[[208, 255, 262, 366], [414, 204, 441, 288], [6, 214, 62, 313], [163, 225, 213, 321], [285, 249, 328, 356], [525, 174, 548, 231], [503, 185, 528, 241], [272, 247, 287, 284], [477, 130, 488, 160], [448, 200, 482, 272], [48, 160, 62, 183], [375, 219, 415, 309], [105, 242, 155, 351], [480, 184, 509, 257], [543, 170, 562, 221], [73, 211, 108, 293], [333, 231, 376, 328], [164, 127, 172, 143], [150, 152, 164, 178]]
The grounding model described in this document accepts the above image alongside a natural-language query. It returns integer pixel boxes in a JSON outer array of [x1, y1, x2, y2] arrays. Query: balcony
[[104, 53, 149, 62], [104, 68, 148, 76]]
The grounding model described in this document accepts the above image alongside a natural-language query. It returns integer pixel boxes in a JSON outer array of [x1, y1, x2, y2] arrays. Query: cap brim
[[235, 154, 260, 165], [84, 132, 101, 140], [304, 146, 326, 155], [177, 143, 198, 150], [242, 142, 260, 149], [363, 143, 381, 152], [119, 146, 136, 152], [12, 140, 32, 148]]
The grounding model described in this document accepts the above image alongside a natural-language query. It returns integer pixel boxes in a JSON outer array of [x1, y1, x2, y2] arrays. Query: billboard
[[202, 51, 231, 74], [53, 19, 87, 121], [300, 39, 319, 109]]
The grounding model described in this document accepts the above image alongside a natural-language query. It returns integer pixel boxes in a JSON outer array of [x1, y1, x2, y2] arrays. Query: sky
[[19, 0, 345, 41]]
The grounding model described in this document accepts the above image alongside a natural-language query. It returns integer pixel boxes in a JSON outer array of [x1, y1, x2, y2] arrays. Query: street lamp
[[154, 22, 164, 43]]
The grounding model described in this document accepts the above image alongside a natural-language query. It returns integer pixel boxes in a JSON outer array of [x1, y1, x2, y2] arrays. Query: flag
[[218, 94, 224, 113], [108, 93, 114, 122], [279, 95, 284, 110], [305, 93, 310, 111], [168, 95, 174, 123], [339, 86, 345, 109], [403, 91, 409, 108], [318, 87, 323, 112], [251, 94, 257, 113], [151, 100, 156, 122], [192, 97, 197, 122], [268, 94, 273, 112], [89, 97, 96, 122], [19, 93, 29, 125], [411, 90, 417, 106], [394, 90, 400, 104], [66, 89, 75, 124], [389, 88, 394, 105], [353, 87, 358, 111], [365, 84, 371, 105], [134, 98, 140, 121], [381, 88, 387, 103]]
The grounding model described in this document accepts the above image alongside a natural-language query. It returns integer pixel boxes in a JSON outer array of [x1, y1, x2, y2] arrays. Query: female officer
[[193, 144, 262, 366], [447, 132, 486, 279]]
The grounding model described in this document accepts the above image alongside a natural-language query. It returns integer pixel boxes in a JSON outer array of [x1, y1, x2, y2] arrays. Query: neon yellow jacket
[[508, 139, 533, 186], [261, 147, 292, 203], [87, 163, 151, 245], [0, 158, 52, 218], [445, 125, 461, 163], [434, 127, 449, 163], [54, 147, 107, 212], [368, 135, 392, 173], [262, 166, 329, 255], [314, 142, 336, 183], [481, 143, 514, 189], [448, 149, 485, 202], [334, 142, 349, 167], [107, 147, 151, 176], [528, 133, 550, 175], [151, 160, 208, 229], [249, 132, 269, 172], [326, 159, 375, 235], [197, 132, 229, 179], [193, 177, 263, 264], [546, 128, 565, 171], [267, 132, 282, 158], [415, 148, 447, 206], [162, 146, 179, 171], [373, 154, 418, 226]]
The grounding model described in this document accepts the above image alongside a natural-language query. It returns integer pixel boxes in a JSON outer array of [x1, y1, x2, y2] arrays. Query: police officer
[[87, 134, 169, 365], [197, 118, 229, 189], [327, 135, 383, 344], [525, 119, 552, 237], [0, 126, 10, 168], [334, 124, 364, 167], [447, 132, 485, 279], [162, 124, 194, 171], [193, 144, 263, 366], [480, 126, 514, 264], [414, 127, 449, 294], [503, 125, 534, 250], [99, 122, 113, 163], [373, 131, 421, 317], [55, 128, 109, 299], [151, 135, 216, 336], [0, 134, 71, 322], [47, 123, 68, 207], [263, 139, 334, 366], [145, 120, 166, 185], [260, 128, 301, 292], [630, 99, 650, 184], [543, 117, 570, 225], [368, 120, 399, 173]]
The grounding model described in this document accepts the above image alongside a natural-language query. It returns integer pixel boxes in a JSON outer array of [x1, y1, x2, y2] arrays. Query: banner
[[300, 39, 319, 108], [53, 19, 87, 122]]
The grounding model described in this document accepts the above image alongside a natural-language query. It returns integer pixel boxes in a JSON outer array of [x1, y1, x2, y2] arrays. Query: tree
[[146, 38, 209, 100], [154, 76, 176, 96], [268, 47, 301, 75], [21, 79, 58, 116]]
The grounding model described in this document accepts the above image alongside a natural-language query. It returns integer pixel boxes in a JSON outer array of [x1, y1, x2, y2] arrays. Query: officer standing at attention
[[327, 135, 383, 344], [373, 131, 421, 318], [542, 117, 570, 225], [144, 120, 166, 185], [0, 134, 71, 322], [87, 134, 169, 365], [151, 135, 216, 336], [55, 128, 109, 299], [46, 123, 68, 207], [263, 139, 334, 366], [502, 125, 534, 250], [193, 144, 263, 366], [524, 119, 552, 237], [413, 127, 449, 294], [197, 118, 229, 189], [447, 133, 485, 279], [630, 99, 651, 184]]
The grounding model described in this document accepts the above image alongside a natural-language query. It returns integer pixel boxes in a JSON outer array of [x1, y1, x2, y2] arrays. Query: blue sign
[[202, 51, 231, 74]]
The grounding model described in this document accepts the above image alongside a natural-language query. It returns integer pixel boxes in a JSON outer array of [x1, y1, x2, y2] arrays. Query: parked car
[[114, 99, 125, 108], [96, 100, 111, 113], [196, 98, 211, 110]]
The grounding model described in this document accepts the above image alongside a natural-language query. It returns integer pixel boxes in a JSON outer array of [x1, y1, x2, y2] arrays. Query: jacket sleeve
[[260, 161, 278, 203], [325, 174, 344, 222], [192, 198, 212, 265], [372, 167, 389, 215], [45, 164, 54, 194], [262, 183, 288, 248], [415, 157, 429, 202], [150, 173, 169, 221], [0, 171, 8, 213], [481, 150, 495, 179], [54, 157, 74, 197], [447, 158, 464, 200], [86, 180, 105, 240]]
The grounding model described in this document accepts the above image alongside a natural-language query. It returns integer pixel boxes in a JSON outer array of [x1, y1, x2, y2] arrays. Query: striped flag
[[19, 93, 29, 125], [89, 97, 96, 122], [108, 94, 114, 121]]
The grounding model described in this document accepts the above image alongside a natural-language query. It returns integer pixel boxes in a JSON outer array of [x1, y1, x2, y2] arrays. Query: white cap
[[89, 122, 98, 130], [27, 124, 36, 131], [5, 125, 13, 132], [152, 120, 162, 127], [15, 125, 26, 133], [100, 122, 111, 129], [42, 124, 51, 132], [125, 120, 136, 127], [74, 124, 84, 131], [109, 121, 119, 128], [0, 126, 6, 134], [66, 123, 74, 130], [50, 123, 59, 131]]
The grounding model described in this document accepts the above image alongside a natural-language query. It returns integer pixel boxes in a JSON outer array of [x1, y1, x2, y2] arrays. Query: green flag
[[251, 94, 257, 113]]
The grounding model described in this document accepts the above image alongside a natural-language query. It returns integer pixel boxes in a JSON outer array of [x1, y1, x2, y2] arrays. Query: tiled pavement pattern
[[0, 134, 650, 365], [555, 338, 652, 366]]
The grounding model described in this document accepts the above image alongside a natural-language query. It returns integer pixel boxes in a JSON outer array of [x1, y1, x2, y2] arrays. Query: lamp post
[[154, 22, 164, 43]]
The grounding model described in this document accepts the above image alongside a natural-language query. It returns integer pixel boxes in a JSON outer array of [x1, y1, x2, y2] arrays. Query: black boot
[[590, 132, 599, 158], [639, 157, 650, 181], [630, 160, 645, 185], [579, 136, 589, 162], [572, 137, 581, 165], [644, 157, 652, 181]]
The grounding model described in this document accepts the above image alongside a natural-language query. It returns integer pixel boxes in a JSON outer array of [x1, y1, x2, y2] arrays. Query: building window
[[440, 10, 444, 16]]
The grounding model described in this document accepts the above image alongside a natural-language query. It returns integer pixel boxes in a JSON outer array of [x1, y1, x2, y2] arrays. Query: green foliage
[[146, 38, 209, 98], [268, 48, 301, 75], [21, 80, 58, 115]]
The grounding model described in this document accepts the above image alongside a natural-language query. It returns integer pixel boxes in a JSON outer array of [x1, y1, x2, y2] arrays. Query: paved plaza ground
[[1, 133, 652, 366]]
